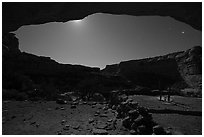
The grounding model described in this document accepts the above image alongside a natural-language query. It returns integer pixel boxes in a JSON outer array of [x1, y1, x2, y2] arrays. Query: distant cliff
[[102, 46, 202, 90]]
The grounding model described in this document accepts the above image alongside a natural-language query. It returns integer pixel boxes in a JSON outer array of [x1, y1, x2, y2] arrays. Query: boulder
[[99, 114, 108, 117], [129, 101, 139, 109], [107, 119, 113, 122], [60, 107, 65, 110], [72, 101, 79, 105], [63, 125, 70, 130], [56, 99, 67, 104], [92, 93, 105, 102], [122, 116, 131, 129], [153, 125, 166, 135], [96, 122, 107, 129], [88, 118, 94, 123], [137, 125, 147, 135], [132, 115, 144, 127], [61, 119, 66, 125], [72, 124, 80, 130], [92, 128, 108, 135], [130, 129, 137, 135], [128, 109, 139, 119], [138, 107, 149, 117]]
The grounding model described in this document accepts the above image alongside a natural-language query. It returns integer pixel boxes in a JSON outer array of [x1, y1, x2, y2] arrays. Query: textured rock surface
[[92, 128, 108, 135], [102, 46, 202, 90]]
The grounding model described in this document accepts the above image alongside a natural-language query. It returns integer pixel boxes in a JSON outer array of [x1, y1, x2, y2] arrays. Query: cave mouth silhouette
[[13, 13, 201, 69]]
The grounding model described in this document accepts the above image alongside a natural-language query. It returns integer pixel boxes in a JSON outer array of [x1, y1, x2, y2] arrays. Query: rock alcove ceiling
[[2, 2, 202, 33], [2, 2, 202, 92]]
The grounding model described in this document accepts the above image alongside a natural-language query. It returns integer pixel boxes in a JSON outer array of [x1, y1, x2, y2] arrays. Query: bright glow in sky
[[73, 20, 82, 23], [14, 13, 202, 69]]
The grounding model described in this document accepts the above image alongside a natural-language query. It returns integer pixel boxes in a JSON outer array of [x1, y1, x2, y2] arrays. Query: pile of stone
[[109, 94, 169, 135]]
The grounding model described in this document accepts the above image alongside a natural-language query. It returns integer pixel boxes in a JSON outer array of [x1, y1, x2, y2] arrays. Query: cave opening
[[13, 13, 201, 69], [2, 3, 202, 135]]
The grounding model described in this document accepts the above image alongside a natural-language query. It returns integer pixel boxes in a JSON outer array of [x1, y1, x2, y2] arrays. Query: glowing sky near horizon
[[14, 13, 201, 69]]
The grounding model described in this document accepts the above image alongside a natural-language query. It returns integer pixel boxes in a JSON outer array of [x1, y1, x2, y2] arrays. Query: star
[[181, 31, 185, 34]]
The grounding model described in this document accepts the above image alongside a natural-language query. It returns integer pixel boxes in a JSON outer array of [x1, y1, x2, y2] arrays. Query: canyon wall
[[102, 46, 202, 89]]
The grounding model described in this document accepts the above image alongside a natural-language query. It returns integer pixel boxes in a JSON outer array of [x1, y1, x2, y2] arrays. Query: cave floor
[[2, 95, 202, 135]]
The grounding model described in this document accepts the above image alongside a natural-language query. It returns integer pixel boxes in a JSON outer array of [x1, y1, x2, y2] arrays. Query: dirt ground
[[2, 95, 202, 135], [129, 95, 202, 135]]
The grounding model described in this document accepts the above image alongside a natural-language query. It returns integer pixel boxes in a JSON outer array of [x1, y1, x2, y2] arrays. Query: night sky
[[14, 13, 201, 69]]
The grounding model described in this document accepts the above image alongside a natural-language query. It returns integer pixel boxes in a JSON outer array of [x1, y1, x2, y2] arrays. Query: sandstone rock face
[[102, 46, 202, 90]]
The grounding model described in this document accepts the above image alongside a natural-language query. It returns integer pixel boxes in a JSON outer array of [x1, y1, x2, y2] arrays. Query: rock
[[122, 116, 131, 129], [103, 110, 108, 114], [153, 125, 166, 135], [105, 126, 113, 131], [103, 106, 108, 110], [189, 46, 201, 56], [92, 128, 108, 135], [144, 113, 152, 120], [61, 119, 66, 125], [94, 113, 99, 116], [107, 119, 113, 122], [70, 105, 76, 109], [128, 109, 139, 119], [83, 102, 87, 104], [63, 124, 70, 130], [112, 105, 116, 110], [89, 118, 94, 123], [131, 122, 137, 130], [137, 125, 147, 135], [78, 102, 83, 105], [103, 46, 202, 91], [129, 101, 139, 109], [56, 99, 67, 104], [72, 124, 80, 130], [120, 95, 128, 102], [166, 130, 172, 135], [92, 102, 97, 105], [132, 115, 144, 127], [57, 131, 62, 135], [96, 123, 107, 129], [130, 129, 137, 135], [138, 107, 149, 117], [125, 98, 133, 103], [95, 110, 100, 114], [72, 101, 78, 105], [92, 93, 105, 102], [60, 107, 65, 110], [30, 122, 36, 125], [99, 114, 108, 117], [47, 108, 52, 111], [36, 124, 40, 128]]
